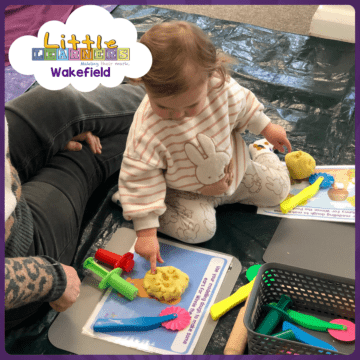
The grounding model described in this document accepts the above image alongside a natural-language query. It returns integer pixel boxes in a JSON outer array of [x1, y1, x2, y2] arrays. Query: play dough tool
[[246, 264, 262, 282], [95, 249, 134, 272], [210, 278, 255, 321], [159, 306, 192, 331], [328, 319, 355, 342], [255, 295, 293, 335], [83, 257, 138, 300], [267, 302, 346, 331], [309, 172, 334, 189], [282, 321, 338, 352], [211, 264, 261, 321], [280, 177, 324, 214], [93, 306, 191, 332]]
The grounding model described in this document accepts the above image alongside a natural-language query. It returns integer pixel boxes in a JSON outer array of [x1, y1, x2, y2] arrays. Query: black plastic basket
[[243, 263, 355, 355]]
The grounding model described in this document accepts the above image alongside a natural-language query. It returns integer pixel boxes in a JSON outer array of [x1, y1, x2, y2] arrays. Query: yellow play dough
[[285, 151, 316, 179], [143, 266, 189, 302]]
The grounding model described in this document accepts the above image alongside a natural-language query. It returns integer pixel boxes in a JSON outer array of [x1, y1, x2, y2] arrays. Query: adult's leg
[[24, 131, 129, 264], [6, 83, 146, 261], [6, 83, 146, 183]]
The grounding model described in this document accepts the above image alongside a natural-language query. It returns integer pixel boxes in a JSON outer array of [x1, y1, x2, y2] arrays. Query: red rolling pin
[[95, 249, 134, 272]]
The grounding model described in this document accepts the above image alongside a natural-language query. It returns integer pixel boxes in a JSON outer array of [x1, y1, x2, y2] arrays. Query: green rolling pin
[[255, 295, 293, 335], [84, 257, 138, 300]]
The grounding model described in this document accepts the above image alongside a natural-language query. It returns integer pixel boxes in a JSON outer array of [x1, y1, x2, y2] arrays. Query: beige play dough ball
[[285, 151, 316, 179], [143, 266, 189, 302]]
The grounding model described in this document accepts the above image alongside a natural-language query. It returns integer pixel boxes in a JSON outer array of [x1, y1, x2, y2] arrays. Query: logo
[[9, 5, 152, 91]]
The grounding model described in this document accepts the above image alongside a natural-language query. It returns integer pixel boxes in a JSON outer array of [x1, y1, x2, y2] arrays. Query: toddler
[[112, 21, 292, 273]]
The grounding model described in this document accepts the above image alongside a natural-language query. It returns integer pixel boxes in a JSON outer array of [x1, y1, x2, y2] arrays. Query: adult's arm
[[5, 256, 66, 310]]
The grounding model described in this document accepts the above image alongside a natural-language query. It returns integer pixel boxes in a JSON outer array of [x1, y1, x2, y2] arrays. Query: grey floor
[[152, 5, 319, 35]]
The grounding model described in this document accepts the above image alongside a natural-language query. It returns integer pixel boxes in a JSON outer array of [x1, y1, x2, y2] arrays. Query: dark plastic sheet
[[5, 5, 355, 355], [114, 5, 355, 166]]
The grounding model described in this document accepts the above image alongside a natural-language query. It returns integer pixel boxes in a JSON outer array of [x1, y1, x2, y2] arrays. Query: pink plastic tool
[[159, 306, 191, 331], [95, 249, 134, 272], [328, 319, 355, 342]]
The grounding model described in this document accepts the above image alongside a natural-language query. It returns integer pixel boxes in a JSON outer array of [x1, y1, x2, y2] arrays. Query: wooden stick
[[224, 296, 251, 355]]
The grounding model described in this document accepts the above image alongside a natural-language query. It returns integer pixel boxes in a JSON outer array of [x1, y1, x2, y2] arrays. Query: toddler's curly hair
[[130, 21, 237, 98]]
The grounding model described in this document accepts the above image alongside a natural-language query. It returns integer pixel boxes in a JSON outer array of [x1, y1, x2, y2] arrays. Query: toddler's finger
[[157, 251, 164, 264], [283, 139, 292, 153], [150, 255, 157, 274], [274, 142, 285, 153]]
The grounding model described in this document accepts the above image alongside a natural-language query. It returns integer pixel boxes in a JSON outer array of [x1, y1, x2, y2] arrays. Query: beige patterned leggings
[[158, 152, 290, 244]]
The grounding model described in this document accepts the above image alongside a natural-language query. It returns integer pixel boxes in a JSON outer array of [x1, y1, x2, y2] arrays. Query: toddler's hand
[[198, 158, 234, 196], [64, 131, 102, 154], [261, 123, 292, 153], [135, 228, 164, 274]]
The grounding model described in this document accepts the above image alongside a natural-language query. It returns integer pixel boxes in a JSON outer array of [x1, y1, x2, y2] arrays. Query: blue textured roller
[[93, 313, 177, 332]]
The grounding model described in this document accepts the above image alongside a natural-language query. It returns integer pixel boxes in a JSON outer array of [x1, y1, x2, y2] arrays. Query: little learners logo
[[32, 35, 130, 78], [9, 5, 152, 92]]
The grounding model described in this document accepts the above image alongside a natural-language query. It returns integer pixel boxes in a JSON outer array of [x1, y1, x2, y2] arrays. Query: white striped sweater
[[113, 77, 271, 231]]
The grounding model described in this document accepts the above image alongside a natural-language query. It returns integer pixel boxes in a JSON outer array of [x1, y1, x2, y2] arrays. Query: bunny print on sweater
[[185, 134, 234, 196]]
